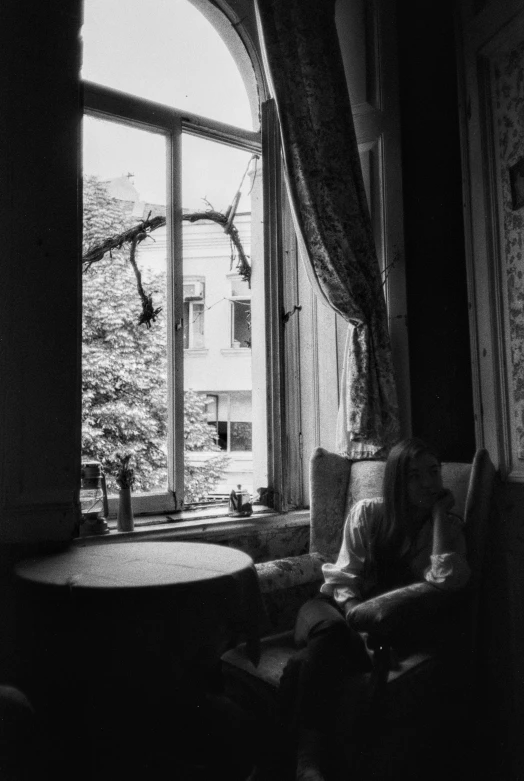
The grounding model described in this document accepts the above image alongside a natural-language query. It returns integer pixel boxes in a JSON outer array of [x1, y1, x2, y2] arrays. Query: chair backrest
[[309, 447, 495, 589]]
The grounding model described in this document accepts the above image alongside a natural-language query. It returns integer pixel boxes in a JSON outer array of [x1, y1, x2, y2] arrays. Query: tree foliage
[[183, 389, 230, 502], [82, 176, 228, 502]]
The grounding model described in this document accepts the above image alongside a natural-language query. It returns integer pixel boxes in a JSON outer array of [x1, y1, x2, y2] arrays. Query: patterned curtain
[[255, 0, 400, 458]]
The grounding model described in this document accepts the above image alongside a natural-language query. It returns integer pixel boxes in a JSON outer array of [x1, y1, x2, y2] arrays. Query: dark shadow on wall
[[397, 0, 476, 462]]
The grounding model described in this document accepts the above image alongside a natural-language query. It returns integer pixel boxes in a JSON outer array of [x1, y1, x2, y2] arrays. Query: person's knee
[[304, 621, 372, 676], [294, 598, 345, 647]]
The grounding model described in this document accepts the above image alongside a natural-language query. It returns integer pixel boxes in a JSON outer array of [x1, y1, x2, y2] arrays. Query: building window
[[230, 422, 252, 451], [81, 0, 270, 512], [183, 280, 205, 350], [229, 276, 251, 349]]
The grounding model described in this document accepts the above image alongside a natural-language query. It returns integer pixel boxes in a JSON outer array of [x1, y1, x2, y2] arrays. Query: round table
[[15, 541, 263, 778], [15, 540, 254, 590], [15, 541, 262, 668]]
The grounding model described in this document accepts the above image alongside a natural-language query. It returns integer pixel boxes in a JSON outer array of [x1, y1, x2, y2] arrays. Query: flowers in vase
[[116, 453, 136, 490]]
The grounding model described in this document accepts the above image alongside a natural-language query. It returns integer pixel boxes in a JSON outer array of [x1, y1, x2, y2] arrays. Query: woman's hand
[[343, 598, 362, 622], [431, 489, 458, 554], [432, 488, 455, 518]]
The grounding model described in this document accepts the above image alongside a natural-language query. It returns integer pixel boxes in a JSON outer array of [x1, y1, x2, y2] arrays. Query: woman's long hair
[[374, 437, 440, 573]]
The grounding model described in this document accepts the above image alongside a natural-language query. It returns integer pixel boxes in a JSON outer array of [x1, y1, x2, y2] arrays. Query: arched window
[[81, 0, 271, 516]]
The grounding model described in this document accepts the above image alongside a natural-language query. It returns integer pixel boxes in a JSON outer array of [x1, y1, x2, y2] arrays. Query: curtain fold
[[255, 0, 400, 458]]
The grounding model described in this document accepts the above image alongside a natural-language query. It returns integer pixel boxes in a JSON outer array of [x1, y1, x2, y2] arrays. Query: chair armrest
[[255, 553, 324, 594], [345, 581, 452, 641]]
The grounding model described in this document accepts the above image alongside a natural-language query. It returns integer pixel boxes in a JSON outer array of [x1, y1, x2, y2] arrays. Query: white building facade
[[107, 171, 262, 501], [180, 213, 254, 496]]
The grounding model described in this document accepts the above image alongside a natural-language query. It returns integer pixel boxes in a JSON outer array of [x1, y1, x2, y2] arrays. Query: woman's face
[[406, 452, 442, 512]]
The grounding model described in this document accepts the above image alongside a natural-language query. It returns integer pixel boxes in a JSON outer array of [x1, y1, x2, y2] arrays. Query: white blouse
[[320, 498, 471, 608]]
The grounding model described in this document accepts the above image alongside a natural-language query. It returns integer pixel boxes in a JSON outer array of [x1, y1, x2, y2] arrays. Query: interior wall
[[491, 38, 524, 476], [455, 2, 524, 774], [397, 0, 476, 461], [0, 0, 82, 543]]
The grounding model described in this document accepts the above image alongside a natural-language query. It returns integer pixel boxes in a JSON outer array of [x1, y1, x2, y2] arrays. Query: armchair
[[222, 447, 495, 779]]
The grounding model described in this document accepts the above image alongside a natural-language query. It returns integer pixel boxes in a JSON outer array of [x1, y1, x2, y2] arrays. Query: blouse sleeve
[[320, 499, 379, 607], [424, 514, 471, 590]]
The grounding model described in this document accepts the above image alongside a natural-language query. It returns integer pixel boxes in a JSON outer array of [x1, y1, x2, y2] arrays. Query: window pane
[[232, 300, 251, 348], [230, 422, 252, 451], [192, 303, 205, 349], [82, 116, 168, 495], [182, 134, 259, 500], [82, 0, 267, 511], [205, 395, 218, 424], [183, 302, 190, 350], [82, 0, 254, 130]]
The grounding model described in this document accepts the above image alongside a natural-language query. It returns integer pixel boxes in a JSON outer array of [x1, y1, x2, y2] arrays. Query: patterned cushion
[[255, 552, 324, 633], [347, 581, 453, 640], [344, 459, 386, 519], [255, 553, 324, 593], [309, 447, 352, 561]]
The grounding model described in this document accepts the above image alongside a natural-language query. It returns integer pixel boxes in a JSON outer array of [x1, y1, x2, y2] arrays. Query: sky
[[82, 0, 255, 210]]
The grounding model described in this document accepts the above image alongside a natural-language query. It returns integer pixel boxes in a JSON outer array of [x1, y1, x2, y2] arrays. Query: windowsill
[[74, 507, 310, 546], [184, 348, 209, 356], [220, 348, 251, 356], [224, 451, 252, 459]]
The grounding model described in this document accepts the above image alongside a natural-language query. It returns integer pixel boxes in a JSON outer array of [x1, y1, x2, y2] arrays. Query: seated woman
[[280, 437, 471, 781]]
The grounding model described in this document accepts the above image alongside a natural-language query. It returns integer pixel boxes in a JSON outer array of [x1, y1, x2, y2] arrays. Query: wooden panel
[[262, 100, 286, 511], [457, 7, 524, 775], [281, 184, 303, 509], [359, 142, 384, 272], [0, 0, 83, 541], [335, 0, 378, 110], [297, 264, 319, 504], [316, 303, 341, 450]]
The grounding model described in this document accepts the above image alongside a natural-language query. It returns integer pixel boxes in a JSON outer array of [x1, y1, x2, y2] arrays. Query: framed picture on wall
[[509, 157, 524, 210]]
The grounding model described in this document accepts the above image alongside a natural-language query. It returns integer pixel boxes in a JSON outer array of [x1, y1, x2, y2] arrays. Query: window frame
[[82, 81, 264, 516], [184, 300, 205, 350], [183, 276, 206, 350], [230, 298, 251, 348], [228, 272, 252, 349]]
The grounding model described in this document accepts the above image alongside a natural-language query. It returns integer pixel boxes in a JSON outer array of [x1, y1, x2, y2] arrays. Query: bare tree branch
[[82, 209, 251, 327], [128, 232, 162, 329], [82, 210, 251, 283], [82, 215, 166, 269]]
